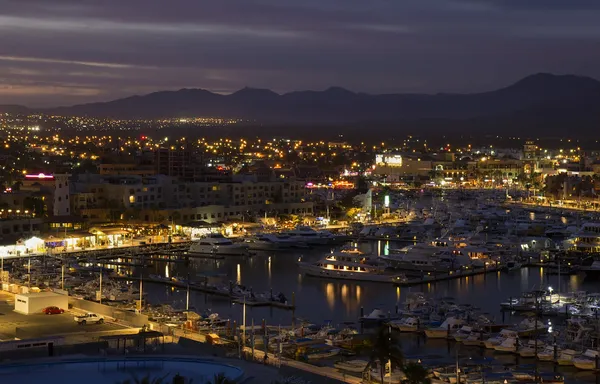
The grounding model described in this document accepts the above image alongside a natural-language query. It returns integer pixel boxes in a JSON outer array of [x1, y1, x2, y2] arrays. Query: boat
[[580, 260, 600, 279], [380, 244, 451, 272], [334, 359, 369, 373], [537, 345, 557, 361], [518, 339, 544, 358], [424, 317, 465, 339], [453, 325, 474, 342], [493, 337, 518, 353], [300, 344, 340, 360], [462, 332, 486, 347], [284, 226, 331, 245], [484, 329, 517, 350], [244, 234, 287, 251], [516, 317, 548, 337], [389, 317, 420, 332], [556, 349, 578, 366], [360, 309, 392, 326], [189, 234, 249, 256], [573, 349, 600, 370], [299, 248, 408, 283]]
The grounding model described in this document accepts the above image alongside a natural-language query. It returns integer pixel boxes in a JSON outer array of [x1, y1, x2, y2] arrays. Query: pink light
[[25, 173, 54, 179]]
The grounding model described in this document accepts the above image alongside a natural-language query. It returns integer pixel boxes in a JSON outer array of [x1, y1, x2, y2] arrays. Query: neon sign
[[25, 173, 54, 179]]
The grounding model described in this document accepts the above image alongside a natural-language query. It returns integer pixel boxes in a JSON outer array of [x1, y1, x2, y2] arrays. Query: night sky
[[1, 0, 599, 107]]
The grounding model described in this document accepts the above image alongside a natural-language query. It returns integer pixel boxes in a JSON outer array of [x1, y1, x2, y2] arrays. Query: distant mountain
[[0, 104, 31, 114], [41, 73, 600, 123], [4, 73, 600, 137]]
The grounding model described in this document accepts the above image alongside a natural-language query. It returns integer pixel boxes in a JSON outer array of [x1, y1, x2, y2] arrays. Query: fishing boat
[[424, 317, 465, 339], [334, 359, 369, 373]]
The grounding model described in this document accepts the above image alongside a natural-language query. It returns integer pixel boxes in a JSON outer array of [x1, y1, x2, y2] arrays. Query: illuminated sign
[[384, 195, 390, 208], [376, 154, 402, 167], [25, 173, 54, 179], [26, 173, 53, 179]]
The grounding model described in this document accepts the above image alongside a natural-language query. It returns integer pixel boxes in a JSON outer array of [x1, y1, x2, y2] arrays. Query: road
[[0, 292, 127, 341]]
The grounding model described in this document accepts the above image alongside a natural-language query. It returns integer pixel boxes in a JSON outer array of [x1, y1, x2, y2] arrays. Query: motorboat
[[493, 337, 518, 353], [334, 359, 369, 373], [389, 317, 420, 332], [453, 325, 474, 342], [556, 349, 578, 366], [299, 248, 408, 283], [273, 234, 308, 248], [360, 309, 392, 326], [284, 226, 330, 245], [573, 349, 600, 370], [516, 318, 548, 337], [424, 317, 465, 339], [537, 345, 558, 361], [580, 260, 600, 279], [483, 329, 518, 349], [244, 234, 286, 251], [518, 340, 545, 358], [189, 234, 249, 256], [462, 331, 486, 347], [381, 244, 450, 272]]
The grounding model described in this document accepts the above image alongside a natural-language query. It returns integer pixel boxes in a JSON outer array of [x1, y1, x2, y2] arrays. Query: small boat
[[493, 337, 518, 353], [518, 340, 544, 358], [334, 359, 369, 373], [462, 332, 486, 347], [556, 349, 578, 366], [484, 329, 518, 349], [389, 317, 420, 332], [360, 309, 392, 326], [537, 345, 557, 361], [424, 317, 465, 339], [573, 349, 600, 370], [453, 325, 473, 342], [302, 344, 341, 360]]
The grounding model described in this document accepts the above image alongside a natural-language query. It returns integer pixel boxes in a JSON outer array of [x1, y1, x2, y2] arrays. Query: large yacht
[[380, 244, 450, 272], [284, 226, 331, 245], [189, 234, 249, 256], [299, 248, 407, 283]]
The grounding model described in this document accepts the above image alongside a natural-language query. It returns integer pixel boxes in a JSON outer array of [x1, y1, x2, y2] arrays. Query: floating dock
[[113, 275, 295, 310], [396, 265, 503, 286]]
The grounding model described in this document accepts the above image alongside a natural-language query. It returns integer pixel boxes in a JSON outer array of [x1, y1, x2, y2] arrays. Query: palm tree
[[116, 373, 170, 384], [403, 361, 431, 384], [205, 373, 237, 384], [365, 326, 404, 384]]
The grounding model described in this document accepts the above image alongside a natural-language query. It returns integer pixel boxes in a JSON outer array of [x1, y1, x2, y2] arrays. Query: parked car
[[74, 313, 105, 325], [42, 306, 65, 315]]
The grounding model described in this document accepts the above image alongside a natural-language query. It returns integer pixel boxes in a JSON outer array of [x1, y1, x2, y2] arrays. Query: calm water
[[141, 241, 597, 326]]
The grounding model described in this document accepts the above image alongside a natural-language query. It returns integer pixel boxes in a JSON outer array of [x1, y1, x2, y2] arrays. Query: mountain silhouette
[[3, 73, 600, 136]]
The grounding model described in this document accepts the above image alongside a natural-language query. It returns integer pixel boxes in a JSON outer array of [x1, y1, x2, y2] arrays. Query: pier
[[113, 275, 296, 310], [396, 265, 503, 286]]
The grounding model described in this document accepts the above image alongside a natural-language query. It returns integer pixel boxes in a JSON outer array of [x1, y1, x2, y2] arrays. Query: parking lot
[[0, 292, 127, 340]]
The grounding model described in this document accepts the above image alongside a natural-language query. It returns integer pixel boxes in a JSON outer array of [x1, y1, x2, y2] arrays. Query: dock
[[113, 275, 295, 310], [396, 265, 503, 286]]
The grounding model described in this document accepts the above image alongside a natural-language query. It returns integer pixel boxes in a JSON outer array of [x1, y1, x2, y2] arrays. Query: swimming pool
[[0, 356, 244, 384]]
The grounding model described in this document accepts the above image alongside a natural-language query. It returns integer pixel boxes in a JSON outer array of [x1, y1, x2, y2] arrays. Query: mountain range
[[2, 73, 600, 136]]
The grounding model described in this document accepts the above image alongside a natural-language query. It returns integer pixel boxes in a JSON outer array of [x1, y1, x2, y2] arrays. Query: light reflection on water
[[140, 241, 600, 327]]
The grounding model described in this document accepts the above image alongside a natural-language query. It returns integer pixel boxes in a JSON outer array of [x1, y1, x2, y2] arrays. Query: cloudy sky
[[1, 0, 599, 106]]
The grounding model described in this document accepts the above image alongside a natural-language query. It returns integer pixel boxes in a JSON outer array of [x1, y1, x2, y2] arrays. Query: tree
[[116, 373, 170, 384], [403, 362, 431, 384], [205, 373, 237, 384], [366, 326, 404, 384]]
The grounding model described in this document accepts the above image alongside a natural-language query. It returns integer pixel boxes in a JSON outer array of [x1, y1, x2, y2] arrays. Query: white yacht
[[284, 226, 330, 245], [189, 234, 249, 256], [299, 248, 408, 283], [483, 329, 518, 349], [381, 244, 450, 272], [244, 234, 287, 251]]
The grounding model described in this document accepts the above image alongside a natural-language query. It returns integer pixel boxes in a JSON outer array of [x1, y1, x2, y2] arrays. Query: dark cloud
[[0, 0, 599, 106]]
